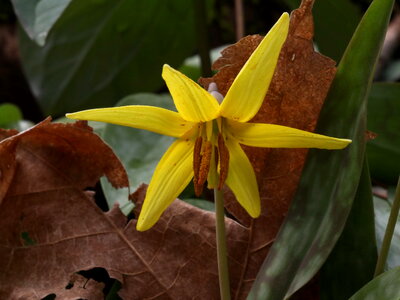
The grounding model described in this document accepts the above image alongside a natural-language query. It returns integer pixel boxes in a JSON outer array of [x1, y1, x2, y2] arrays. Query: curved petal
[[137, 139, 194, 231], [224, 137, 260, 218], [66, 105, 194, 138], [162, 64, 220, 122], [228, 121, 352, 149], [220, 13, 289, 122]]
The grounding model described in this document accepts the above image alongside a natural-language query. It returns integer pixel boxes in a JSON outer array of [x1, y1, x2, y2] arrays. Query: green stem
[[214, 188, 231, 300], [374, 176, 400, 277]]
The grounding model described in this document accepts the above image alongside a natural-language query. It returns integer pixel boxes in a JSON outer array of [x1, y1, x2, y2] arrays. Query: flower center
[[192, 83, 230, 196]]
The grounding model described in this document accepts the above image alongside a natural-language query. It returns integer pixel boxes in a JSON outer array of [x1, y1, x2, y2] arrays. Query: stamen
[[193, 136, 213, 196], [217, 134, 229, 189], [198, 141, 212, 187], [193, 137, 203, 196], [208, 82, 224, 104], [208, 82, 218, 93]]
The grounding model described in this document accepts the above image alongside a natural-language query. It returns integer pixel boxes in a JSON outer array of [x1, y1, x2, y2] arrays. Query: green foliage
[[320, 161, 377, 300], [184, 198, 215, 212], [248, 0, 394, 298], [18, 0, 198, 116]]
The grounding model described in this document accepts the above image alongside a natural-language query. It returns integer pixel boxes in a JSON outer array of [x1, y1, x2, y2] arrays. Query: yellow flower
[[66, 13, 351, 231]]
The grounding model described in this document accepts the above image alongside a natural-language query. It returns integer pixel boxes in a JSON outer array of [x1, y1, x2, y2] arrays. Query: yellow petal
[[137, 139, 194, 231], [220, 13, 289, 122], [66, 105, 194, 138], [228, 121, 352, 149], [162, 64, 220, 122], [224, 137, 260, 218]]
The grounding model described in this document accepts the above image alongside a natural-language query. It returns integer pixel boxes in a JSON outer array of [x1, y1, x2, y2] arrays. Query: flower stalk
[[215, 187, 231, 300]]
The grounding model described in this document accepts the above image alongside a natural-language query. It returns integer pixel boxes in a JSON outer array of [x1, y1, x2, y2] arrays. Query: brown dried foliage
[[0, 1, 337, 299], [0, 119, 248, 299]]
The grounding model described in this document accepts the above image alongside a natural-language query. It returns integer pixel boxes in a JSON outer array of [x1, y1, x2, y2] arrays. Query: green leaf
[[320, 160, 377, 300], [349, 266, 400, 300], [100, 93, 175, 214], [311, 0, 363, 62], [183, 199, 215, 212], [367, 83, 400, 184], [11, 0, 71, 45], [374, 192, 400, 270], [19, 0, 197, 116], [0, 103, 23, 126], [248, 0, 394, 298], [179, 45, 226, 81]]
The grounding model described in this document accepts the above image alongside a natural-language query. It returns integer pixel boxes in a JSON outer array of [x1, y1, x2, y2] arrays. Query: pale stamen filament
[[208, 82, 224, 104]]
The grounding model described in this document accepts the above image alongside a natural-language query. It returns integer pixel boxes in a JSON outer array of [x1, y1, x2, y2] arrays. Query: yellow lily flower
[[66, 13, 351, 231]]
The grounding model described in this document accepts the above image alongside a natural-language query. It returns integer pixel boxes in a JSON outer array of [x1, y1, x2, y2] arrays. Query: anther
[[193, 137, 213, 196], [217, 134, 229, 189], [198, 141, 212, 187], [193, 137, 203, 196]]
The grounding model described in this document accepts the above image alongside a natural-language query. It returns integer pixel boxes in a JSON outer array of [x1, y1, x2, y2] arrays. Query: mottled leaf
[[349, 266, 400, 300], [11, 0, 71, 45], [320, 160, 377, 300]]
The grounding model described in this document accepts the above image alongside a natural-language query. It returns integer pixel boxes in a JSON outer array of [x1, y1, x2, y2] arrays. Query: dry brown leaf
[[0, 119, 129, 298], [200, 0, 336, 297], [0, 119, 248, 299], [0, 131, 18, 205], [54, 273, 105, 300], [126, 185, 248, 299]]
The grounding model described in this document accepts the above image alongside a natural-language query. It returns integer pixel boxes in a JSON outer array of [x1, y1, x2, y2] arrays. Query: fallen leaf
[[0, 119, 129, 298], [55, 273, 105, 300], [0, 130, 18, 205], [200, 0, 336, 297], [0, 119, 248, 299]]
